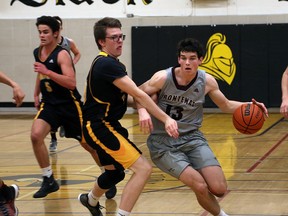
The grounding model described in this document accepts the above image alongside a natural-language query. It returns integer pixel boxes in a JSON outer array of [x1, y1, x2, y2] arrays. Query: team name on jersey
[[162, 94, 196, 107]]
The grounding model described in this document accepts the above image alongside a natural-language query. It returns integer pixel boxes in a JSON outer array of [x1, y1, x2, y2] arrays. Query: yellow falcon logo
[[199, 33, 236, 85]]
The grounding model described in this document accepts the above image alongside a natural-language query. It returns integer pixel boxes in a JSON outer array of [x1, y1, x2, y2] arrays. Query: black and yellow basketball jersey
[[83, 51, 127, 122], [33, 45, 81, 105]]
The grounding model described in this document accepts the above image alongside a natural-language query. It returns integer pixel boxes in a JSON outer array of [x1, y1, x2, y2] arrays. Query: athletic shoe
[[105, 185, 117, 199], [49, 140, 57, 152], [59, 126, 65, 138], [33, 175, 59, 198], [78, 193, 103, 216], [0, 184, 19, 216]]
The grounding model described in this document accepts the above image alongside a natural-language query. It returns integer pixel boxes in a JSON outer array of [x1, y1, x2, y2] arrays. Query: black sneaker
[[33, 175, 59, 198], [0, 184, 19, 216], [105, 185, 117, 199], [78, 193, 103, 216]]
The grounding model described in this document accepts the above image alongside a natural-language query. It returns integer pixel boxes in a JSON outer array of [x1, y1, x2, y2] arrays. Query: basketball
[[232, 103, 264, 134]]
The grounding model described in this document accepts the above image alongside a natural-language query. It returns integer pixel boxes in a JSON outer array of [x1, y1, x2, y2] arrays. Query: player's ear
[[198, 56, 204, 64], [54, 31, 59, 38], [98, 38, 106, 47]]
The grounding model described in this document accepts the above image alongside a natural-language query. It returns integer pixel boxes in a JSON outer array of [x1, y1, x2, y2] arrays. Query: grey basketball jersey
[[151, 66, 206, 135], [59, 36, 71, 52]]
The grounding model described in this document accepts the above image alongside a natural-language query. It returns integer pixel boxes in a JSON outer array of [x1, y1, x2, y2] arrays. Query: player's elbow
[[67, 80, 77, 90]]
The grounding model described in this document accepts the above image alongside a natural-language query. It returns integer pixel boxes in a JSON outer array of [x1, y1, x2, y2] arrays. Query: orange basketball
[[233, 103, 264, 134]]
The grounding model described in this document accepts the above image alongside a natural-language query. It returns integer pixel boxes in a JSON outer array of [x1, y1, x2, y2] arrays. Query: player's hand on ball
[[251, 98, 269, 118]]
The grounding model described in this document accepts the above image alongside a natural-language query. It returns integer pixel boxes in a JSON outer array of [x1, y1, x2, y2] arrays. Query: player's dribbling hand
[[252, 98, 269, 118]]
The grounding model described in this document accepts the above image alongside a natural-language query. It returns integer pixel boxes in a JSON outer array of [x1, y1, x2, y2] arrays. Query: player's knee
[[97, 169, 125, 189], [193, 181, 209, 196], [209, 182, 227, 197], [136, 157, 152, 177], [144, 162, 153, 177], [30, 130, 43, 144]]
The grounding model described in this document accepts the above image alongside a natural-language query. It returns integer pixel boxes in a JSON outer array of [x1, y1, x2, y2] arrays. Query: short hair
[[176, 38, 205, 59], [53, 16, 63, 26], [93, 17, 122, 50], [36, 15, 60, 33]]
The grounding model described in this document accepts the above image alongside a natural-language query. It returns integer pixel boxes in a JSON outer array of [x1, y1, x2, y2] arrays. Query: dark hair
[[53, 16, 63, 26], [36, 16, 60, 33], [93, 17, 122, 50], [176, 38, 205, 59]]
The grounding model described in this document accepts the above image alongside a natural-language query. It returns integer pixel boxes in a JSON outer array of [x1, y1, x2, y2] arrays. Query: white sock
[[42, 166, 52, 178], [88, 191, 100, 207], [218, 209, 229, 216], [117, 209, 130, 216]]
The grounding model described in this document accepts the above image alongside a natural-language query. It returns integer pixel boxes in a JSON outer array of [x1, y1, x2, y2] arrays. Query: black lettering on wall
[[10, 0, 152, 6]]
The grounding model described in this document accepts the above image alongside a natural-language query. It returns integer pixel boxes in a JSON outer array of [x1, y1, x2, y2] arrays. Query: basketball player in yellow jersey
[[78, 17, 179, 216], [137, 38, 269, 216]]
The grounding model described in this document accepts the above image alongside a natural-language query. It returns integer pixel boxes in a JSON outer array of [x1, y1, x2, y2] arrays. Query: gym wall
[[132, 24, 288, 108]]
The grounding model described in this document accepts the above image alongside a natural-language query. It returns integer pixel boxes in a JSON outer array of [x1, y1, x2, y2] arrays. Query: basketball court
[[0, 110, 288, 216]]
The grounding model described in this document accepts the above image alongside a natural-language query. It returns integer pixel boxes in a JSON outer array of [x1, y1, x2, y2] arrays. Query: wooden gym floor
[[1, 110, 288, 216]]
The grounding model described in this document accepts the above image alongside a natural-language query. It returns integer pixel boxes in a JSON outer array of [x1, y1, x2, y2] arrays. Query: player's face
[[37, 25, 58, 46], [101, 28, 124, 58], [178, 51, 202, 74]]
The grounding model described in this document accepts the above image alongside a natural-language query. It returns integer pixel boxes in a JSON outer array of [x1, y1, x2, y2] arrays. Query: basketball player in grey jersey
[[151, 67, 205, 135], [53, 16, 81, 65], [137, 38, 268, 216]]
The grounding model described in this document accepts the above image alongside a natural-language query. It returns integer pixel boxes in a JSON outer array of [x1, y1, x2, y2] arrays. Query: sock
[[218, 209, 229, 216], [42, 166, 53, 178], [117, 209, 130, 216], [88, 191, 100, 207], [51, 132, 57, 141]]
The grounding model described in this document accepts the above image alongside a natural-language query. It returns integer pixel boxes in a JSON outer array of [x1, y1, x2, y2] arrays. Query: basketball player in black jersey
[[31, 16, 112, 199], [50, 15, 117, 199], [48, 16, 82, 153], [78, 17, 179, 216]]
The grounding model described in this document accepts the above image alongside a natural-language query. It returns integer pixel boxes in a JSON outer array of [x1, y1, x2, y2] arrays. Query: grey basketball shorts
[[147, 130, 220, 179]]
